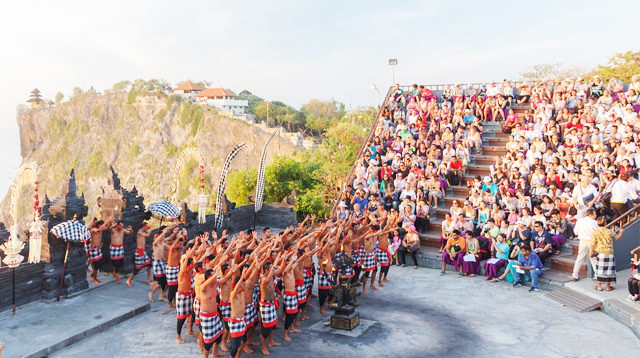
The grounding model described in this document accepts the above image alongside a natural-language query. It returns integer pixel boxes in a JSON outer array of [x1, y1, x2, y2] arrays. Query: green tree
[[112, 81, 131, 92], [593, 50, 640, 81], [226, 167, 258, 206], [300, 99, 345, 135]]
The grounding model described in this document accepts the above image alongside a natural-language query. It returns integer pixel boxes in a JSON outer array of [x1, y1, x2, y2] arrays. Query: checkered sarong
[[304, 268, 314, 293], [228, 317, 247, 338], [200, 311, 223, 343], [244, 303, 258, 327], [176, 291, 194, 319], [134, 248, 151, 269], [595, 254, 616, 283], [317, 271, 332, 290], [295, 280, 307, 304], [152, 259, 166, 277], [259, 300, 278, 327], [362, 251, 377, 271], [193, 298, 201, 325], [376, 248, 390, 267], [88, 245, 102, 262], [283, 291, 298, 314], [219, 300, 231, 321], [109, 244, 124, 260], [252, 282, 261, 307], [166, 265, 179, 285], [351, 248, 362, 267]]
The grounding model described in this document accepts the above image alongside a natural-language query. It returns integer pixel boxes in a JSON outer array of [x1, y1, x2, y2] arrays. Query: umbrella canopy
[[51, 220, 91, 242], [148, 200, 180, 219]]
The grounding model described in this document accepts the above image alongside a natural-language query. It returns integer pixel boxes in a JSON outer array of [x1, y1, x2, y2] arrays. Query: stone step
[[449, 185, 470, 196], [551, 254, 586, 276], [483, 146, 508, 156], [473, 155, 497, 165], [485, 137, 509, 146], [467, 164, 491, 176], [546, 286, 603, 312]]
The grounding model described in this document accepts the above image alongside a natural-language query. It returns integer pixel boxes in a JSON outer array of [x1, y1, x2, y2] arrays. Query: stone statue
[[331, 251, 359, 307]]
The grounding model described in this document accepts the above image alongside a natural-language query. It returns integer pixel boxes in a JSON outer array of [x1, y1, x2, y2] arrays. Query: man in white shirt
[[571, 176, 598, 218], [571, 208, 599, 280], [609, 172, 638, 217]]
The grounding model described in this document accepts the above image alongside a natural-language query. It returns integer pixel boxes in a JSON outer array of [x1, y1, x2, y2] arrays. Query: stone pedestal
[[330, 305, 360, 331]]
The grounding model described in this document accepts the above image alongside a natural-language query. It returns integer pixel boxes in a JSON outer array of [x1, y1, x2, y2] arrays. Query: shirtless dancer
[[126, 222, 152, 287], [228, 268, 252, 358], [241, 258, 263, 354], [376, 230, 392, 287], [317, 240, 335, 314], [109, 219, 133, 284], [281, 253, 301, 342], [293, 249, 309, 322], [199, 268, 225, 358], [149, 226, 175, 302], [360, 226, 379, 295], [259, 252, 287, 355], [218, 264, 234, 353], [176, 253, 194, 344], [166, 229, 184, 308], [87, 218, 110, 284]]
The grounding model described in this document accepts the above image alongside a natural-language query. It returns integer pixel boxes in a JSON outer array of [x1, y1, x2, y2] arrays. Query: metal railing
[[330, 86, 393, 216], [607, 202, 640, 232]]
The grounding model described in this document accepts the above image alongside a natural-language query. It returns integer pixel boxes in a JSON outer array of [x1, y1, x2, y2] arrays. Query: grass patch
[[180, 101, 204, 136], [166, 95, 182, 110], [165, 142, 179, 157]]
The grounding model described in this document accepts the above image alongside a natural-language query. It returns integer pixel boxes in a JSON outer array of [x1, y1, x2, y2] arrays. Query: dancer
[[126, 222, 152, 287], [109, 219, 133, 284]]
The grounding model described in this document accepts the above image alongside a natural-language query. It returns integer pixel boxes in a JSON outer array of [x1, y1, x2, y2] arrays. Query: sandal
[[595, 286, 603, 291], [606, 286, 614, 291]]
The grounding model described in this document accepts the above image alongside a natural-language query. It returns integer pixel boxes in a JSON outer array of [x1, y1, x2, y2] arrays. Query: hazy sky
[[1, 0, 639, 201]]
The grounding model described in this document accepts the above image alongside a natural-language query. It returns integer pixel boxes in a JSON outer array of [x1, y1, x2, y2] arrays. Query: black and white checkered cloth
[[295, 283, 307, 304], [228, 317, 247, 338], [193, 298, 201, 325], [134, 249, 151, 269], [595, 254, 616, 279], [376, 248, 390, 266], [283, 292, 298, 314], [166, 265, 179, 285], [304, 268, 314, 293], [259, 300, 278, 327], [176, 291, 193, 319], [351, 249, 362, 267], [200, 311, 224, 343], [88, 245, 103, 262], [317, 271, 332, 289], [219, 300, 231, 321], [51, 220, 91, 242], [148, 200, 180, 219], [362, 251, 377, 271], [244, 303, 258, 327], [152, 259, 167, 277], [109, 244, 124, 260]]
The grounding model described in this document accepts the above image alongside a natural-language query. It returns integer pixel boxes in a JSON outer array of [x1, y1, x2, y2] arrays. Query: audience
[[337, 76, 640, 293]]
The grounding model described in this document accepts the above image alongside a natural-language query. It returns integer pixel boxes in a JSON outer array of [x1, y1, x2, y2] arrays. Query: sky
[[1, 0, 639, 201]]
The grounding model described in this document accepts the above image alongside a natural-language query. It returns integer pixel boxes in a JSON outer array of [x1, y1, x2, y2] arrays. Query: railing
[[607, 202, 640, 232], [330, 86, 393, 216]]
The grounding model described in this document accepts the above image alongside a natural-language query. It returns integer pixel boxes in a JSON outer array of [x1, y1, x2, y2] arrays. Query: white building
[[195, 88, 248, 115]]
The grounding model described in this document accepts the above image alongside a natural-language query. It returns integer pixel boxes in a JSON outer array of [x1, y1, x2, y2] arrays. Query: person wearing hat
[[482, 176, 498, 196]]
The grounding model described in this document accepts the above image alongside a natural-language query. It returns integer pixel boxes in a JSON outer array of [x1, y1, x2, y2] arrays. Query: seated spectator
[[512, 245, 545, 292], [462, 230, 481, 277], [529, 220, 553, 264], [441, 230, 466, 275], [398, 226, 420, 269], [486, 234, 510, 282]]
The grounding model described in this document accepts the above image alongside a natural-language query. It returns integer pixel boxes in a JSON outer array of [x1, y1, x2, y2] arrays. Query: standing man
[[109, 219, 133, 284], [176, 254, 194, 344], [259, 254, 286, 355], [199, 269, 224, 358], [282, 253, 300, 342], [361, 227, 379, 295], [229, 275, 248, 358], [572, 208, 599, 281], [88, 218, 110, 284], [166, 230, 184, 308], [512, 245, 545, 292], [126, 222, 152, 287], [376, 230, 391, 287]]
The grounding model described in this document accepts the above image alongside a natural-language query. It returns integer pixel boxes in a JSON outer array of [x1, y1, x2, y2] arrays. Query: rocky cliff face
[[2, 91, 298, 227]]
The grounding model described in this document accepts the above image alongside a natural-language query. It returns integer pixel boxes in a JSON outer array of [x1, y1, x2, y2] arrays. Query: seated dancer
[[109, 219, 133, 284], [126, 222, 152, 287]]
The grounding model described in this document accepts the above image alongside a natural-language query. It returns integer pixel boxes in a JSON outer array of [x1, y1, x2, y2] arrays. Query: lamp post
[[370, 84, 381, 106], [388, 59, 398, 85]]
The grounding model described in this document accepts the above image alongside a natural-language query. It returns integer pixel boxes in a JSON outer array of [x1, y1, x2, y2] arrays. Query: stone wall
[[225, 203, 297, 233]]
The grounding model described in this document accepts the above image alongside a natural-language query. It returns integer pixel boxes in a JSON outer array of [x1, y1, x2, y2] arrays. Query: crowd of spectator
[[336, 75, 640, 292]]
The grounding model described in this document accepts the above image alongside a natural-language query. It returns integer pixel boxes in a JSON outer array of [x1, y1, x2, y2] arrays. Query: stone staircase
[[416, 105, 585, 283]]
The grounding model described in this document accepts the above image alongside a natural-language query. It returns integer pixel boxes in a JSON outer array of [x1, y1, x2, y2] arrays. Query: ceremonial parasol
[[148, 200, 180, 220], [50, 219, 91, 300]]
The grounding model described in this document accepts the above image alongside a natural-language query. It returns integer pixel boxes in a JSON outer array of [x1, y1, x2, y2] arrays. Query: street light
[[370, 84, 381, 106], [388, 59, 398, 85]]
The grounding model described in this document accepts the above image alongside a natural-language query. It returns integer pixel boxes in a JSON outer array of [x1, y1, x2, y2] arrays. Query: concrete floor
[[47, 266, 640, 358]]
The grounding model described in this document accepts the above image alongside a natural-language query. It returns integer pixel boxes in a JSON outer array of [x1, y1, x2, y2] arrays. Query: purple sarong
[[462, 256, 481, 275], [442, 252, 463, 271], [484, 258, 507, 278]]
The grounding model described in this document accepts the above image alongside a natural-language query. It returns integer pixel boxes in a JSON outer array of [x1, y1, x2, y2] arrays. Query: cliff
[[1, 90, 299, 227]]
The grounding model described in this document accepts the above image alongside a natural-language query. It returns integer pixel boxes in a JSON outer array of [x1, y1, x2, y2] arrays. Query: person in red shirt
[[447, 155, 464, 186]]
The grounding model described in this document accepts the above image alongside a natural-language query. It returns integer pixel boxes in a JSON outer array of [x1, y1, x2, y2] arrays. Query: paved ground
[[46, 266, 639, 358]]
